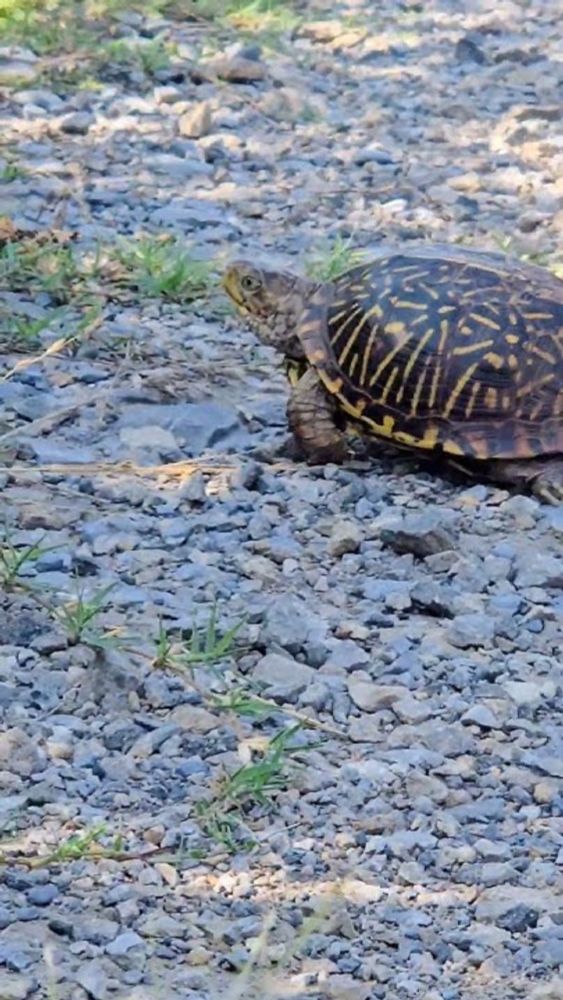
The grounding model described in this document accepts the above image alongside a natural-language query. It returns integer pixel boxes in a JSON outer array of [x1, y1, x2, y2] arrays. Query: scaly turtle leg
[[488, 457, 563, 504], [287, 367, 348, 464]]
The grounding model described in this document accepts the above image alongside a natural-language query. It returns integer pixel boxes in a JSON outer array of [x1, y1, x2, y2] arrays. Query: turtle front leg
[[488, 457, 563, 504], [287, 367, 348, 464]]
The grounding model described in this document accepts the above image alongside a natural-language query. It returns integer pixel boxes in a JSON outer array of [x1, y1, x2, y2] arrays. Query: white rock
[[120, 425, 178, 452], [348, 679, 406, 712], [328, 520, 363, 557], [179, 101, 213, 138], [253, 653, 315, 697]]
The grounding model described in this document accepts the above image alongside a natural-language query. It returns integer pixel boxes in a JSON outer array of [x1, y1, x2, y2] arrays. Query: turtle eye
[[241, 274, 261, 293]]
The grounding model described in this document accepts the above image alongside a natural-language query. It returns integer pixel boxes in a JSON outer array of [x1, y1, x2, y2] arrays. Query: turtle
[[223, 243, 563, 502]]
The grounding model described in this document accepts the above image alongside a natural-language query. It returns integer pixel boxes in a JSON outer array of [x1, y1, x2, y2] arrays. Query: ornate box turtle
[[223, 244, 563, 502]]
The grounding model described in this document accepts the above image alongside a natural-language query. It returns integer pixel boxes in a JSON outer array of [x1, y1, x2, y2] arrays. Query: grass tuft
[[46, 823, 108, 863], [53, 582, 116, 646], [197, 722, 306, 850], [0, 534, 57, 589], [305, 234, 368, 282], [0, 0, 176, 54], [0, 161, 27, 182], [101, 36, 175, 76], [114, 235, 215, 303], [192, 0, 299, 30], [0, 308, 68, 349], [153, 602, 246, 672]]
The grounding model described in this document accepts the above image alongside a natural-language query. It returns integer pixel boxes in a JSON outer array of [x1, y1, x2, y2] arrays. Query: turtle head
[[223, 260, 312, 360]]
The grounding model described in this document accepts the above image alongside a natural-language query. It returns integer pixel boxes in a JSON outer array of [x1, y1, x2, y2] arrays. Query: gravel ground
[[1, 1, 563, 998]]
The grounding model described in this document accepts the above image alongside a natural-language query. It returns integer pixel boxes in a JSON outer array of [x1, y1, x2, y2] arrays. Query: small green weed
[[153, 618, 175, 669], [223, 723, 305, 802], [0, 308, 67, 349], [101, 36, 175, 76], [115, 235, 214, 302], [198, 722, 305, 850], [47, 823, 107, 863], [53, 583, 116, 646], [0, 0, 95, 55], [1, 823, 131, 869], [0, 535, 56, 589], [224, 0, 300, 34], [305, 234, 368, 282], [153, 603, 246, 672], [211, 689, 277, 718], [0, 239, 80, 303], [0, 161, 26, 182], [192, 0, 297, 26], [0, 0, 177, 55]]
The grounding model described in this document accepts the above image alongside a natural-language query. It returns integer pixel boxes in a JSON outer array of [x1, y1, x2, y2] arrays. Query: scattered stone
[[119, 425, 178, 453], [206, 56, 268, 83], [179, 102, 213, 138], [448, 614, 495, 648], [168, 704, 218, 734], [178, 470, 207, 503], [348, 680, 405, 712], [515, 552, 563, 589], [377, 510, 456, 557], [106, 931, 145, 957], [461, 704, 500, 729], [496, 904, 539, 932], [455, 35, 487, 64], [0, 47, 38, 84], [328, 520, 363, 557], [0, 729, 44, 778], [253, 653, 315, 699], [75, 960, 109, 1000], [261, 595, 327, 654], [60, 111, 95, 134], [503, 680, 544, 706]]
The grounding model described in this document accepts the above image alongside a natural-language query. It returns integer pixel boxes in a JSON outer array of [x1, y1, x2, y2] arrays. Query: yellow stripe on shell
[[347, 353, 360, 379], [332, 392, 449, 453], [428, 362, 442, 411], [444, 361, 481, 418], [483, 352, 506, 370], [529, 345, 557, 365], [452, 338, 495, 357], [464, 380, 481, 418], [396, 326, 435, 404], [515, 373, 556, 398], [359, 322, 380, 387], [485, 387, 498, 410], [468, 312, 502, 331], [394, 300, 428, 310], [331, 305, 364, 352], [337, 312, 368, 366], [380, 366, 399, 404], [368, 333, 410, 388], [418, 282, 441, 300], [410, 357, 432, 416]]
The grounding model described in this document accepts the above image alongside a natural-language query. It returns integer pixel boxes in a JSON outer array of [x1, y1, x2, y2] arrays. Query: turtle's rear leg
[[287, 367, 348, 464], [488, 457, 563, 504]]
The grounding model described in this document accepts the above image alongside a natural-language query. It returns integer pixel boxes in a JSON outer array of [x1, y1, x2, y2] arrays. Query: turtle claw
[[530, 462, 563, 505], [532, 482, 563, 505]]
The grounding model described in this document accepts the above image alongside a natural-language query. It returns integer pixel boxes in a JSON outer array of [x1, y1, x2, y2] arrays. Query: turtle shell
[[298, 244, 563, 461]]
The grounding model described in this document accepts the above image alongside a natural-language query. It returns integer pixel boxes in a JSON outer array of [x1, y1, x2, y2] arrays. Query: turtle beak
[[222, 268, 245, 309]]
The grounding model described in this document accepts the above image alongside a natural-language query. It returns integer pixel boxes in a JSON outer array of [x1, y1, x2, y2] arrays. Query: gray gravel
[[1, 1, 563, 998]]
